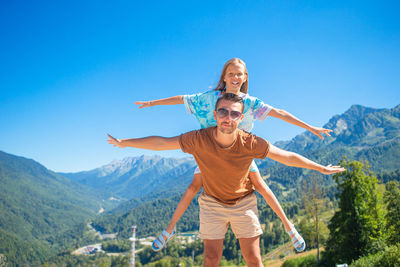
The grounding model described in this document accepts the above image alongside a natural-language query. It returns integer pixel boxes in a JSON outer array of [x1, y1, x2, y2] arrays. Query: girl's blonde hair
[[214, 58, 248, 94]]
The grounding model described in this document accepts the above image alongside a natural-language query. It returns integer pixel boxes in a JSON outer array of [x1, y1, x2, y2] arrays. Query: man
[[108, 93, 345, 267]]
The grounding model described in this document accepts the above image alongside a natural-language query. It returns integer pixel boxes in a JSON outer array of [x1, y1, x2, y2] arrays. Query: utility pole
[[130, 225, 137, 267]]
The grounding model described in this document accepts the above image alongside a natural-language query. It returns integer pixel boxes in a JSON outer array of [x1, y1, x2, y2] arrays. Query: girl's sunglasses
[[216, 108, 242, 121]]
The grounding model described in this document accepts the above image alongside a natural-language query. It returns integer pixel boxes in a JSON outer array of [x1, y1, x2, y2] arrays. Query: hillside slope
[[0, 151, 113, 265]]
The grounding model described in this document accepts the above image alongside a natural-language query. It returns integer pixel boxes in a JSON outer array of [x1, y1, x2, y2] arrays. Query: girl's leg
[[166, 172, 202, 233], [155, 173, 203, 248], [249, 171, 292, 232], [249, 170, 305, 251]]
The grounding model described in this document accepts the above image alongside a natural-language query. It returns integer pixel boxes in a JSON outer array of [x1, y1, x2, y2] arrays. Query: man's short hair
[[215, 93, 244, 113]]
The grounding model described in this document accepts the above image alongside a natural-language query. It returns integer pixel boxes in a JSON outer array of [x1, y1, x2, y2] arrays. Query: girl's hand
[[309, 126, 332, 140], [135, 101, 153, 109], [107, 134, 126, 148]]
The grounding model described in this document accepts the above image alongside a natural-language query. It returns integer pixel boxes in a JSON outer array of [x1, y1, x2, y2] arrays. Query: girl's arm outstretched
[[135, 95, 184, 109], [268, 108, 332, 140]]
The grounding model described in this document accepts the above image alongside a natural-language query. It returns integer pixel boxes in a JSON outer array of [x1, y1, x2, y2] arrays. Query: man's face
[[213, 100, 244, 134]]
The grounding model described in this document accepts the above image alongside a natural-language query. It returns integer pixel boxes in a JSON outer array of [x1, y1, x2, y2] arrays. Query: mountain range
[[60, 155, 197, 200], [62, 104, 400, 200], [77, 103, 400, 238], [276, 104, 400, 158], [258, 104, 400, 189], [0, 103, 399, 265]]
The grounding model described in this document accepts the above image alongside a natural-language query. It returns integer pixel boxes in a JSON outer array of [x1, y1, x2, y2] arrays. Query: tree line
[[31, 161, 400, 266], [288, 160, 400, 266]]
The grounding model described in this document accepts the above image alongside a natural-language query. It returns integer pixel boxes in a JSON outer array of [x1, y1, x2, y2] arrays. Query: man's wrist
[[305, 124, 313, 131], [316, 165, 326, 173], [119, 139, 127, 148]]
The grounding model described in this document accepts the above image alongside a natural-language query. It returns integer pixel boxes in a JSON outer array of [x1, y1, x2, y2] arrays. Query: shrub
[[101, 239, 130, 253], [282, 254, 317, 267], [350, 243, 400, 267]]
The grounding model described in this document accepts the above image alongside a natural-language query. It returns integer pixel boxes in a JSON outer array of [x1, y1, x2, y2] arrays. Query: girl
[[135, 58, 331, 252]]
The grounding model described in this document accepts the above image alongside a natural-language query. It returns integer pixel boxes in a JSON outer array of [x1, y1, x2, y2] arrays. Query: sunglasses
[[216, 108, 242, 120]]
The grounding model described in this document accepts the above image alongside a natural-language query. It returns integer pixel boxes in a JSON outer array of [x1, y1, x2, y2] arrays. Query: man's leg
[[199, 193, 229, 266], [229, 193, 263, 266], [238, 235, 263, 267], [203, 239, 224, 267]]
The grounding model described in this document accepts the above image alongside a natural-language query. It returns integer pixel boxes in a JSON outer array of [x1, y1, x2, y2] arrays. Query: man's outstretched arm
[[107, 134, 181, 151], [266, 144, 345, 175]]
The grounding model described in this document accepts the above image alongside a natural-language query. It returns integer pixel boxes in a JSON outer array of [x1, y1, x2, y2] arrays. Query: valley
[[1, 103, 399, 266]]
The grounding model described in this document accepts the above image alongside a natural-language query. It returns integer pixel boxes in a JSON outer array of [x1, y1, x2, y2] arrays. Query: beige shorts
[[198, 192, 263, 240]]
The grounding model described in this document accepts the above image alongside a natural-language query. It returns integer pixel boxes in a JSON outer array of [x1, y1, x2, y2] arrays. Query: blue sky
[[0, 1, 399, 172]]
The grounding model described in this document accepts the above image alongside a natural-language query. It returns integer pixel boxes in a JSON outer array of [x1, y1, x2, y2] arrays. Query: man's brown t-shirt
[[179, 127, 270, 205]]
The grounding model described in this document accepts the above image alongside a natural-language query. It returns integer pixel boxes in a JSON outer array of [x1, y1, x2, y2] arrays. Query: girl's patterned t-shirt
[[183, 90, 273, 132]]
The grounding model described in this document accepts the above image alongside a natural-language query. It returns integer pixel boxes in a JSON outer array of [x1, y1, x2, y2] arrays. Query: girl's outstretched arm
[[135, 95, 184, 109], [268, 108, 332, 140]]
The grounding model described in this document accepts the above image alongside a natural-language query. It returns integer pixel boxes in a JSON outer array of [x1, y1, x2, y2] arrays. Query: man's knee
[[204, 250, 221, 260], [204, 253, 222, 266], [204, 247, 223, 265], [243, 252, 262, 265], [239, 236, 262, 266]]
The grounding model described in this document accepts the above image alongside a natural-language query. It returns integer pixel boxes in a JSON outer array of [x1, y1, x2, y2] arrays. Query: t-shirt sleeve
[[182, 90, 215, 115], [178, 130, 198, 154], [252, 97, 273, 121], [182, 93, 197, 114], [253, 136, 270, 159]]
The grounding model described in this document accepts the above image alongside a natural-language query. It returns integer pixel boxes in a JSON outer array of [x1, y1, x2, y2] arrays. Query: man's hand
[[135, 101, 153, 109], [309, 126, 332, 140], [107, 134, 126, 148], [319, 164, 346, 175], [267, 144, 346, 175]]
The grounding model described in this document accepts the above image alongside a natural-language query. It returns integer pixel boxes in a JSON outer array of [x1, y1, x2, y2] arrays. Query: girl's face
[[224, 63, 247, 94]]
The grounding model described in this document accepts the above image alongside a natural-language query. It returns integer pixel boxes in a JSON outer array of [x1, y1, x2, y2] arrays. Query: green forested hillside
[[93, 193, 200, 238], [0, 151, 114, 265], [63, 104, 400, 207], [90, 104, 400, 238], [0, 228, 51, 266], [2, 104, 399, 266]]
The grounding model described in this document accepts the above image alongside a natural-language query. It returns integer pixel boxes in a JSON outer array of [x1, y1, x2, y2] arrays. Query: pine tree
[[384, 180, 400, 245], [301, 175, 328, 264], [322, 160, 385, 265]]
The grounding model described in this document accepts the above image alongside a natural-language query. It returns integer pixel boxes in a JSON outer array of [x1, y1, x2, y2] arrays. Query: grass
[[264, 247, 323, 267]]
